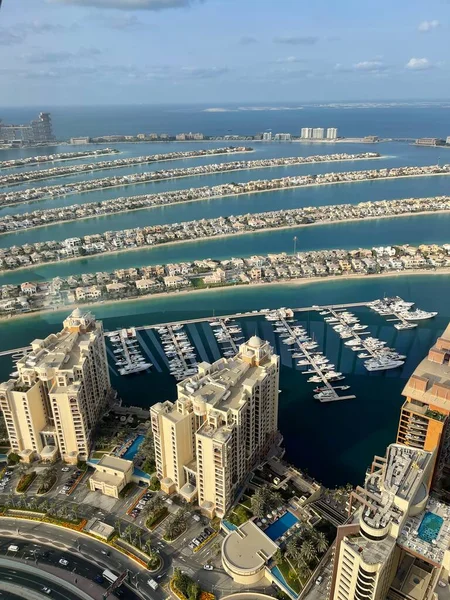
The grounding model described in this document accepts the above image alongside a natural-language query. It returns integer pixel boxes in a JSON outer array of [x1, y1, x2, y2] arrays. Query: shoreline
[[3, 165, 449, 238], [0, 154, 382, 210], [1, 268, 448, 325], [0, 148, 254, 188], [0, 150, 121, 171], [0, 207, 449, 278]]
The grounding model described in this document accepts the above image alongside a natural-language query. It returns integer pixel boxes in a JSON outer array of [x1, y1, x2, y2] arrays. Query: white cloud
[[405, 57, 432, 70], [50, 0, 204, 9], [354, 60, 385, 71], [418, 20, 440, 32]]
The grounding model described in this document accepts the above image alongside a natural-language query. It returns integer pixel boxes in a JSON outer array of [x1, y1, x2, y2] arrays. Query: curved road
[[0, 525, 162, 600], [0, 564, 89, 600]]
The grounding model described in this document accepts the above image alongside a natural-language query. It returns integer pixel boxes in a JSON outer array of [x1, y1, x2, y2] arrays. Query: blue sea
[[0, 103, 449, 488]]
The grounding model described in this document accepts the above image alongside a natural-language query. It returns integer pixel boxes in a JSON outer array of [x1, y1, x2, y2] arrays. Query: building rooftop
[[402, 324, 450, 412], [361, 444, 432, 531], [222, 520, 278, 575], [97, 454, 133, 473]]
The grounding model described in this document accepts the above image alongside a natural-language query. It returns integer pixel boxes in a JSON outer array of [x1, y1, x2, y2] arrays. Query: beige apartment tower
[[151, 336, 280, 517], [0, 308, 110, 463]]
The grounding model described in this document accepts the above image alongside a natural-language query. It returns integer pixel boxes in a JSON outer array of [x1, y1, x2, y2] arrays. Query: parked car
[[203, 564, 214, 571], [61, 467, 70, 472], [315, 576, 323, 586], [59, 558, 69, 566]]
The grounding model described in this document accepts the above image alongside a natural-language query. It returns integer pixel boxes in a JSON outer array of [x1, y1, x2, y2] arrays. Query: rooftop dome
[[71, 307, 82, 318], [248, 335, 264, 348]]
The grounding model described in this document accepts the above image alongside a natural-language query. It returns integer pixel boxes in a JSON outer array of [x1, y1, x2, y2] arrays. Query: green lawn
[[278, 558, 305, 594]]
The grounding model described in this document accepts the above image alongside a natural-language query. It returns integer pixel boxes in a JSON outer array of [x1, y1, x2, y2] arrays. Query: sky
[[0, 0, 449, 106]]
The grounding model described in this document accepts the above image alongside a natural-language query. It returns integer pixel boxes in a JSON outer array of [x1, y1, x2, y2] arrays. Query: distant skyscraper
[[327, 127, 338, 139], [301, 127, 313, 139], [262, 131, 272, 141], [312, 127, 325, 139], [274, 133, 291, 141], [0, 112, 55, 144]]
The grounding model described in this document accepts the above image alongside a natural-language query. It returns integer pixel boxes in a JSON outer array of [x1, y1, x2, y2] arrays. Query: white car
[[438, 581, 447, 588], [42, 587, 52, 595], [203, 564, 214, 571], [59, 558, 69, 566], [61, 467, 70, 472]]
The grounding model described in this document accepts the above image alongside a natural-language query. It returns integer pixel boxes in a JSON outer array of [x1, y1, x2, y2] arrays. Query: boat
[[364, 358, 404, 371], [297, 359, 310, 366], [119, 362, 152, 376], [319, 310, 330, 315], [399, 310, 438, 321], [314, 390, 337, 400], [307, 376, 322, 383], [394, 322, 418, 331]]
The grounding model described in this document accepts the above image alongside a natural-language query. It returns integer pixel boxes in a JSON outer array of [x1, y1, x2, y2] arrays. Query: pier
[[275, 311, 355, 403]]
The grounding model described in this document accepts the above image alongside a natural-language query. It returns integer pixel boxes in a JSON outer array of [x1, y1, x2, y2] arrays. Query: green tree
[[7, 452, 21, 465], [300, 540, 317, 565], [314, 531, 329, 554], [250, 485, 283, 519]]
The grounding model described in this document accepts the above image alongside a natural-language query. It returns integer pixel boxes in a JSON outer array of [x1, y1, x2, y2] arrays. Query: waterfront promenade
[[0, 152, 379, 208]]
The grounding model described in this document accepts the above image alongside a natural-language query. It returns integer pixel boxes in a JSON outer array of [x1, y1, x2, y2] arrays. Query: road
[[0, 524, 161, 600], [0, 564, 88, 600]]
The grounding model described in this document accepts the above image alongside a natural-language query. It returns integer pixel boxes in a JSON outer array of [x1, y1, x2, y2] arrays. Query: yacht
[[352, 324, 368, 331], [314, 390, 337, 401], [364, 358, 404, 371], [297, 359, 310, 366], [308, 376, 322, 383], [399, 310, 438, 321], [394, 322, 418, 331], [119, 362, 152, 376]]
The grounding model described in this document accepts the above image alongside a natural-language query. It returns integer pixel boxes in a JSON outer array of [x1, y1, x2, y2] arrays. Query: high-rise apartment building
[[301, 128, 313, 139], [397, 323, 450, 494], [0, 112, 55, 144], [330, 324, 450, 600], [0, 309, 110, 464], [327, 127, 338, 139], [330, 442, 450, 600], [151, 336, 280, 517], [262, 132, 273, 141], [312, 127, 325, 139]]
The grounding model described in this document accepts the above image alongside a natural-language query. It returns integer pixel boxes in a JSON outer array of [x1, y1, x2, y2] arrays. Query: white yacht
[[394, 322, 418, 331], [364, 358, 404, 371], [399, 310, 438, 321], [119, 362, 152, 376]]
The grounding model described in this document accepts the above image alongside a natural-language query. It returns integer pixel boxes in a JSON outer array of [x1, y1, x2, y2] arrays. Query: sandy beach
[[0, 206, 449, 277], [0, 154, 383, 210], [0, 267, 448, 326]]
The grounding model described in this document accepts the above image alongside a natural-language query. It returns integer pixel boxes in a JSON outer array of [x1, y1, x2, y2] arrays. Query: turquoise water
[[0, 274, 448, 487], [122, 435, 145, 461], [264, 512, 299, 541], [418, 512, 443, 542], [0, 212, 449, 286]]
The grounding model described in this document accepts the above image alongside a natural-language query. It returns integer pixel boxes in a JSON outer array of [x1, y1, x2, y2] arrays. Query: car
[[188, 542, 195, 550], [8, 545, 19, 552], [94, 575, 105, 584], [192, 539, 200, 546], [315, 576, 323, 586], [61, 467, 70, 472], [59, 558, 69, 566], [42, 587, 52, 595], [438, 581, 447, 588], [203, 564, 214, 571], [100, 550, 110, 556]]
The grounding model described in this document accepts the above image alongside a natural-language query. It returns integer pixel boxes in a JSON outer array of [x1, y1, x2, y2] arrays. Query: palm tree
[[274, 549, 283, 565], [123, 525, 133, 542], [297, 562, 311, 582], [286, 538, 300, 564], [144, 539, 153, 555], [300, 540, 317, 565], [6, 493, 15, 508], [315, 531, 328, 554]]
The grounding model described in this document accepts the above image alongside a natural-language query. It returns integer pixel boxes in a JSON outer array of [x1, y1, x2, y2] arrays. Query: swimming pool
[[264, 511, 299, 541], [122, 435, 145, 460], [418, 512, 443, 543]]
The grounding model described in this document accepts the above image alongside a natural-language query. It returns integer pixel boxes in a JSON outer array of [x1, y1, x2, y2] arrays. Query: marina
[[209, 317, 243, 356], [321, 307, 408, 371], [368, 296, 438, 330], [265, 307, 355, 402], [106, 327, 152, 375], [156, 323, 198, 381]]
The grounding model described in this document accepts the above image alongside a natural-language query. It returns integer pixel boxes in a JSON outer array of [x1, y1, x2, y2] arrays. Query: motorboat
[[399, 310, 438, 321], [394, 322, 418, 331], [364, 358, 404, 371]]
